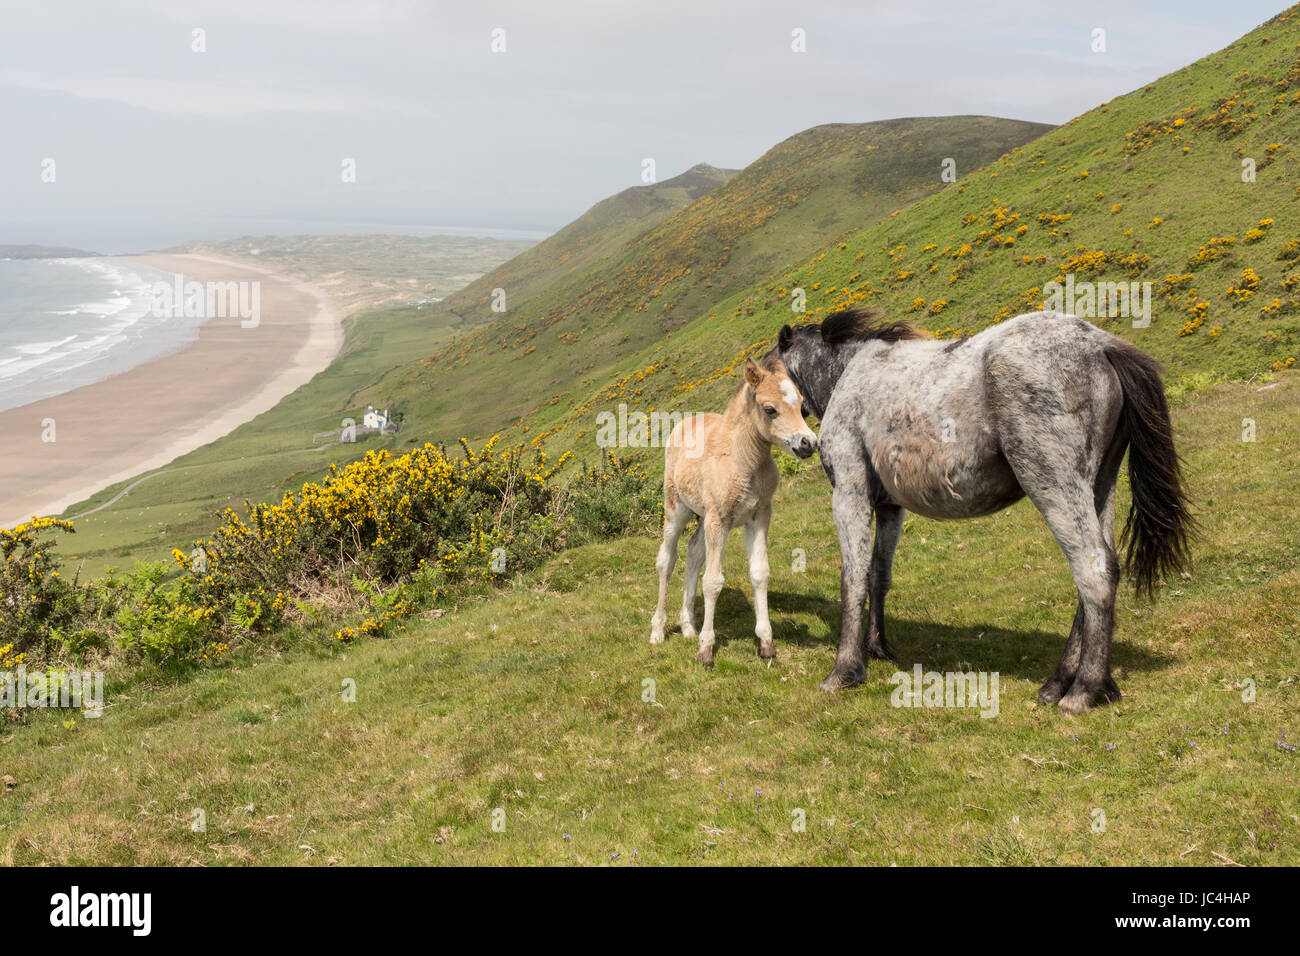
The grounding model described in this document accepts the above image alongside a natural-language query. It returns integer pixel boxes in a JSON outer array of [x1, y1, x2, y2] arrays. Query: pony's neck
[[803, 341, 868, 418], [723, 384, 771, 468]]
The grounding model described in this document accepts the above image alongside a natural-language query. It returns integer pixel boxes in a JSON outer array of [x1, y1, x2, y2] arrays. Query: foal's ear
[[778, 324, 794, 350], [743, 359, 764, 388]]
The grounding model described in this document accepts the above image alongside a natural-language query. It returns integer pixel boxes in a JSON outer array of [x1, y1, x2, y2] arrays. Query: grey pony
[[778, 308, 1194, 714]]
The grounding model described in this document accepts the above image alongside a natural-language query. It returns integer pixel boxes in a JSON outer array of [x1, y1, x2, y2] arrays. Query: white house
[[363, 406, 389, 430]]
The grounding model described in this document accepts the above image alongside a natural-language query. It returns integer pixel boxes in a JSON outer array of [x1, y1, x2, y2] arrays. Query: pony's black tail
[[1105, 341, 1196, 597]]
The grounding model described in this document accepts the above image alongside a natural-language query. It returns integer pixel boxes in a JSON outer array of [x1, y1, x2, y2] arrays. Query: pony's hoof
[[1057, 690, 1093, 715], [758, 642, 776, 660], [696, 649, 715, 668], [649, 633, 665, 646], [680, 624, 697, 640], [819, 664, 867, 692], [866, 640, 897, 662], [1058, 678, 1121, 714], [1037, 680, 1066, 705]]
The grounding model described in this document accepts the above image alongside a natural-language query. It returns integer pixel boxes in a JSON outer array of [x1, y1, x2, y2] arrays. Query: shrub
[[1227, 268, 1261, 301], [107, 562, 214, 666], [0, 518, 83, 660], [564, 452, 660, 543], [1188, 236, 1238, 268], [171, 437, 658, 644], [2, 439, 659, 669]]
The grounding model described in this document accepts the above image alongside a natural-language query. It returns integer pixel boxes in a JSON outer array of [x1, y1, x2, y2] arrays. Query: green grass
[[3, 379, 1294, 865]]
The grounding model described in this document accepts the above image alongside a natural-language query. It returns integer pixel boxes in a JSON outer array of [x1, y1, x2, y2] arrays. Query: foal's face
[[744, 359, 817, 459]]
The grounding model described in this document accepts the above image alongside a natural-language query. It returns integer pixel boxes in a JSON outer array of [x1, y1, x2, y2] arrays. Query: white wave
[[0, 258, 199, 407], [11, 334, 79, 356]]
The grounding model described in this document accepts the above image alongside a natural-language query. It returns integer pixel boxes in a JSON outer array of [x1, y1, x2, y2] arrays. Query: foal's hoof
[[758, 642, 776, 661], [696, 648, 715, 668], [649, 632, 665, 646], [819, 664, 867, 692]]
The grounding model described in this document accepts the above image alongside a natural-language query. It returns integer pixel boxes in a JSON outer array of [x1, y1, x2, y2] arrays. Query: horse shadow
[[703, 587, 1172, 681]]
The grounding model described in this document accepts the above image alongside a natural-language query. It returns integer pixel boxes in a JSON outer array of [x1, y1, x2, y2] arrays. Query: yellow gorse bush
[[2, 440, 657, 669], [1227, 268, 1261, 302], [171, 438, 657, 646], [0, 518, 79, 659]]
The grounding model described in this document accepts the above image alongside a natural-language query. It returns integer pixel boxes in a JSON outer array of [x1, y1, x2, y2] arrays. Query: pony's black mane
[[815, 307, 923, 346]]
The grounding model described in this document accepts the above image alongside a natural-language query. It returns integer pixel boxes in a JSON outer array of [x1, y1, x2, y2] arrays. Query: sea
[[0, 258, 203, 413]]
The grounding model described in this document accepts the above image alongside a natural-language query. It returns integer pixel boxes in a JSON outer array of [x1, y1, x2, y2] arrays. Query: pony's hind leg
[[1038, 604, 1085, 705], [679, 521, 704, 639], [696, 512, 729, 667], [1024, 483, 1119, 714], [651, 500, 692, 645], [866, 504, 904, 661], [1039, 457, 1123, 705], [1096, 472, 1123, 703], [1058, 519, 1120, 716], [996, 358, 1124, 714], [745, 501, 775, 659]]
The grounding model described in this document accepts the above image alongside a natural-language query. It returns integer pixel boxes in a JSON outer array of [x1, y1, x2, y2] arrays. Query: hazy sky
[[0, 0, 1288, 252]]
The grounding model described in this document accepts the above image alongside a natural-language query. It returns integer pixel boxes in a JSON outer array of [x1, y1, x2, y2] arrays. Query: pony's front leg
[[745, 503, 774, 659], [823, 483, 874, 691], [696, 512, 728, 667], [866, 504, 904, 661]]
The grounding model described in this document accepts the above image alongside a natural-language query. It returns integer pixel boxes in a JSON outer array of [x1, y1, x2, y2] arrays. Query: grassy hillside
[[437, 162, 738, 319], [491, 8, 1300, 462], [369, 116, 1053, 441], [2, 377, 1295, 865]]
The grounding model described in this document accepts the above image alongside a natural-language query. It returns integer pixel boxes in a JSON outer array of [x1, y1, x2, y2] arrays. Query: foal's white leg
[[679, 523, 704, 639], [746, 503, 774, 659], [651, 502, 691, 644], [696, 512, 728, 666]]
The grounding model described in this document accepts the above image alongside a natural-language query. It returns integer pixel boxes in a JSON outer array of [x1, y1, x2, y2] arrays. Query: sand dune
[[0, 254, 343, 528]]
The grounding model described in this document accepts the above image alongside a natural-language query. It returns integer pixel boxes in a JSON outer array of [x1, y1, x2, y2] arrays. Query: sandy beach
[[0, 254, 343, 528]]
